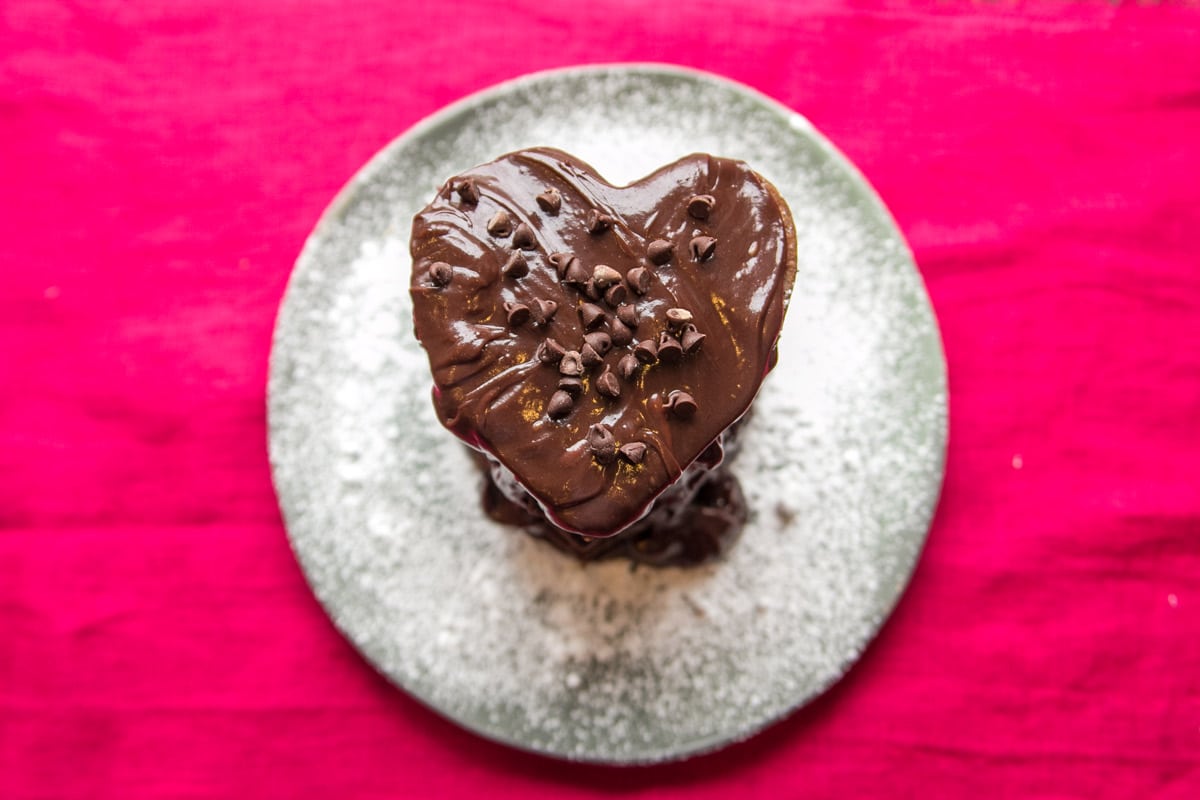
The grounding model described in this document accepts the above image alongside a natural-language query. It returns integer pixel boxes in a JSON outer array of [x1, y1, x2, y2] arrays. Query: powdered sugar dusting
[[270, 66, 946, 763]]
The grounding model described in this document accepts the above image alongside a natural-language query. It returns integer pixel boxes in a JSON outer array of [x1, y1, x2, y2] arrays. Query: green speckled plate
[[268, 64, 947, 764]]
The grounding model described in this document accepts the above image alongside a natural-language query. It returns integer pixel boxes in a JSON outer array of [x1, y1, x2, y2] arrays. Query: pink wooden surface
[[3, 2, 1199, 797]]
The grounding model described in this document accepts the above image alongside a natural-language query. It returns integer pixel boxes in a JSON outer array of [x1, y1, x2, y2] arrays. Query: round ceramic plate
[[268, 64, 947, 764]]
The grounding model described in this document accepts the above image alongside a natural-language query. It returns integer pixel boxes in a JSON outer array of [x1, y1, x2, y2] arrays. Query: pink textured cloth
[[3, 1, 1199, 797]]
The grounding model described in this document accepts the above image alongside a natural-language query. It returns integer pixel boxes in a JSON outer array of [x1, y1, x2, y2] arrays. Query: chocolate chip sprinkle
[[503, 301, 531, 327], [619, 441, 647, 465], [595, 365, 621, 399], [617, 352, 640, 380], [687, 194, 716, 220], [535, 188, 561, 215], [579, 302, 607, 330], [666, 390, 698, 419], [603, 282, 628, 308], [665, 307, 694, 327], [429, 261, 453, 287], [557, 376, 584, 395], [633, 339, 658, 364], [547, 390, 574, 420], [585, 423, 617, 464], [487, 210, 513, 237], [455, 179, 479, 205], [657, 332, 683, 363], [580, 343, 603, 370], [626, 267, 651, 295], [559, 350, 583, 376], [533, 299, 558, 326], [647, 239, 675, 265], [501, 251, 528, 280], [564, 259, 590, 286], [616, 304, 639, 328], [585, 266, 621, 291], [681, 324, 706, 354], [536, 337, 566, 364], [511, 222, 536, 250], [582, 278, 601, 301], [609, 319, 633, 346], [690, 235, 717, 262], [548, 252, 577, 279], [586, 210, 613, 234], [583, 331, 612, 356]]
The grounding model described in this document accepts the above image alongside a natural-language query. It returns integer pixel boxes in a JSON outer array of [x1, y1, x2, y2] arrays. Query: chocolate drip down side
[[410, 148, 797, 536]]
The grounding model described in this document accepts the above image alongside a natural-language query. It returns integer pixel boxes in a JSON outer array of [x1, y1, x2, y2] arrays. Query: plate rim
[[268, 62, 948, 765]]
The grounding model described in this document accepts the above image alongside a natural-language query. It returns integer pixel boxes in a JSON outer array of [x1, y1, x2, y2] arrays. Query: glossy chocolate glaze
[[410, 148, 796, 537], [477, 422, 750, 566], [483, 464, 748, 567]]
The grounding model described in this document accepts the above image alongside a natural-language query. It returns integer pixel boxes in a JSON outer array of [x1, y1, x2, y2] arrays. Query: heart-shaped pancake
[[410, 148, 796, 537]]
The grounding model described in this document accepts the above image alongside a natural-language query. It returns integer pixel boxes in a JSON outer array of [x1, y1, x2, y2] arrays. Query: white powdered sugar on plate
[[269, 65, 946, 763]]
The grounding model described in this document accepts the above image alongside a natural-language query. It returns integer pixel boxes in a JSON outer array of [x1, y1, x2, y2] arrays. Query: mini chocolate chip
[[616, 304, 639, 328], [579, 302, 607, 330], [564, 258, 590, 286], [537, 337, 566, 364], [501, 251, 528, 280], [687, 194, 715, 220], [582, 277, 601, 301], [626, 267, 651, 295], [592, 264, 622, 288], [533, 299, 558, 326], [666, 390, 698, 419], [547, 390, 574, 420], [455, 179, 480, 205], [580, 343, 603, 370], [535, 188, 561, 215], [559, 350, 584, 376], [633, 339, 658, 364], [647, 239, 675, 265], [609, 319, 633, 346], [657, 332, 683, 362], [690, 235, 717, 262], [603, 282, 628, 308], [595, 366, 621, 399], [617, 352, 640, 380], [429, 261, 453, 287], [557, 376, 584, 395], [619, 441, 647, 465], [504, 301, 531, 327], [584, 331, 612, 355], [681, 324, 706, 354], [586, 210, 613, 234], [487, 210, 513, 237], [512, 222, 536, 250], [548, 252, 577, 278], [665, 307, 693, 327], [586, 423, 617, 464]]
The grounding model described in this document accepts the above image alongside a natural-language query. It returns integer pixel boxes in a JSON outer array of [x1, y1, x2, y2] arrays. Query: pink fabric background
[[3, 1, 1198, 797]]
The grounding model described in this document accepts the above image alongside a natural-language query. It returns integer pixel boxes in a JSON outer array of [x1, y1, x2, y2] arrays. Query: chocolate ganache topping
[[410, 148, 797, 537]]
